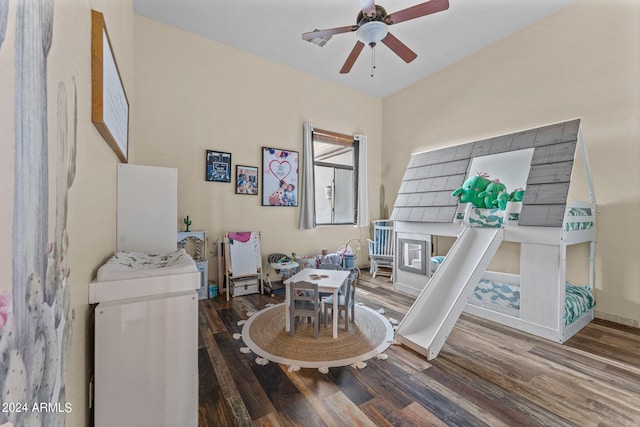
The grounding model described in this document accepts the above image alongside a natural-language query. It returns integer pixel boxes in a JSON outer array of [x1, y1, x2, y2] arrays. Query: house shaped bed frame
[[391, 119, 596, 360]]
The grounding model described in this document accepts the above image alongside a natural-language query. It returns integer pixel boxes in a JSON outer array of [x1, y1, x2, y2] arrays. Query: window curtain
[[355, 135, 370, 227], [298, 122, 315, 229]]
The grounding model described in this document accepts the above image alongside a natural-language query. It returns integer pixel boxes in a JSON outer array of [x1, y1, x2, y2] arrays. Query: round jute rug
[[241, 303, 394, 369]]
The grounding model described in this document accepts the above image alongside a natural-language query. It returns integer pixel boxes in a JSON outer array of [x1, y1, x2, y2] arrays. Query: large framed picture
[[91, 10, 129, 163], [262, 147, 299, 207], [206, 150, 232, 183], [236, 165, 259, 195]]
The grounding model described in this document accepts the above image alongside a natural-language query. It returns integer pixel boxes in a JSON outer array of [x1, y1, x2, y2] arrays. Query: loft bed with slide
[[389, 119, 596, 360]]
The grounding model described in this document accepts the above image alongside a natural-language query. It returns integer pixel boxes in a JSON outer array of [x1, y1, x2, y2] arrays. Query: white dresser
[[93, 165, 198, 427]]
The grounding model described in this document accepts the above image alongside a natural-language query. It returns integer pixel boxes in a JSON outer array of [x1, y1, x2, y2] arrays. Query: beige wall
[[133, 15, 383, 280], [3, 1, 638, 425], [64, 1, 135, 422], [1, 0, 134, 425], [382, 0, 640, 326]]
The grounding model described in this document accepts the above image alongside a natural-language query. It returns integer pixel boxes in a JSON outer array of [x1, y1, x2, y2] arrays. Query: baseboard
[[595, 311, 640, 329]]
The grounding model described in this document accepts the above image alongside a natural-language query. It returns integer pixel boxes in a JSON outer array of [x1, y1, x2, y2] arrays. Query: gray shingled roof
[[390, 119, 581, 227]]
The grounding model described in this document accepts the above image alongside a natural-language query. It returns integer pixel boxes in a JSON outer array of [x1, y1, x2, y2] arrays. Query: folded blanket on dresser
[[97, 249, 197, 282]]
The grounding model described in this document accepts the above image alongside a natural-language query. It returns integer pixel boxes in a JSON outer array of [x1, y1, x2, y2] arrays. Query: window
[[397, 238, 427, 275], [313, 129, 357, 225]]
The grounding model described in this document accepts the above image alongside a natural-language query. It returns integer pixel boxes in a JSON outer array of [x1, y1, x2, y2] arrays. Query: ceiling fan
[[302, 0, 449, 74]]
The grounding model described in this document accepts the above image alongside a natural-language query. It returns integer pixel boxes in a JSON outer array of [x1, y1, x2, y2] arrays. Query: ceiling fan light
[[356, 21, 388, 46]]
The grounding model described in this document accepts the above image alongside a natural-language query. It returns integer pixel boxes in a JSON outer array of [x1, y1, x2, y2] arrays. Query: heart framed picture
[[262, 147, 299, 207]]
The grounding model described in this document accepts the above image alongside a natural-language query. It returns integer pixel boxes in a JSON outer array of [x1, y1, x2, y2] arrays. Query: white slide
[[396, 227, 504, 360]]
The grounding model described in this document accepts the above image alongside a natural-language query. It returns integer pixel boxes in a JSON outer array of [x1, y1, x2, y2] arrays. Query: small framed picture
[[205, 150, 231, 183], [236, 165, 259, 195], [262, 147, 299, 207]]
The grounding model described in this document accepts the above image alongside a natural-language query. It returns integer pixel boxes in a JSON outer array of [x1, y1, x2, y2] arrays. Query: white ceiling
[[133, 0, 577, 99]]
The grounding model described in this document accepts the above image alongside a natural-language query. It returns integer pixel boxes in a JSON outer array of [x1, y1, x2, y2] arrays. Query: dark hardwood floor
[[198, 272, 640, 426]]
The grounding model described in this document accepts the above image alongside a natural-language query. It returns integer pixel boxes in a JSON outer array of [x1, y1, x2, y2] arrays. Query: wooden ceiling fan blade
[[340, 41, 365, 74], [359, 0, 377, 17], [381, 33, 417, 63], [302, 25, 358, 41], [385, 0, 449, 25]]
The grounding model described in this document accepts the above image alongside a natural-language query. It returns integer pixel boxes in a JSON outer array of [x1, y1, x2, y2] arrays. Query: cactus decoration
[[452, 173, 525, 211], [478, 179, 508, 211], [451, 172, 492, 208], [1, 2, 76, 425], [184, 215, 192, 232]]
